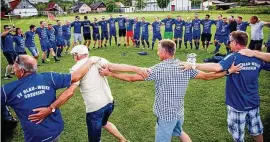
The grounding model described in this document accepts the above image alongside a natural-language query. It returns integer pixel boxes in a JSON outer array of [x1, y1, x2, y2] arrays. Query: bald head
[[17, 55, 38, 72]]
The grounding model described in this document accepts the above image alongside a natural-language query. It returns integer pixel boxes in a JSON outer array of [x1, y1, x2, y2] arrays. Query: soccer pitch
[[1, 12, 270, 142]]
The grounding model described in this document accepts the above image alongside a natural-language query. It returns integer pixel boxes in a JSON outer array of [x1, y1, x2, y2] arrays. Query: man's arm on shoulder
[[105, 63, 149, 78], [196, 63, 223, 72], [239, 49, 270, 62]]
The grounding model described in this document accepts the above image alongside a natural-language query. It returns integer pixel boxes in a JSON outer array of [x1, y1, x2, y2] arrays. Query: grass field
[[1, 12, 270, 142]]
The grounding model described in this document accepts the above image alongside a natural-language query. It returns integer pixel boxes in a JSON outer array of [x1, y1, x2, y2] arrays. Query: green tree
[[1, 0, 9, 12], [157, 0, 170, 9], [34, 2, 48, 11], [106, 0, 117, 12], [135, 0, 146, 10]]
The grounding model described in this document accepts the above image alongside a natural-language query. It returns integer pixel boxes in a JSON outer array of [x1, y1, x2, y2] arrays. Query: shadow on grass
[[263, 113, 270, 141]]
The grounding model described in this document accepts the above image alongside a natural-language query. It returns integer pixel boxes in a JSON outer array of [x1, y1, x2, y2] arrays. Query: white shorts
[[74, 33, 82, 43]]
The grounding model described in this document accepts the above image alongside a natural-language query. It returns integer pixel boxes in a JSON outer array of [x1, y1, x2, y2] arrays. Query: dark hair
[[231, 15, 234, 18], [84, 16, 88, 20], [237, 16, 242, 20], [56, 20, 60, 22], [48, 24, 52, 26], [40, 21, 43, 24], [230, 31, 248, 46], [29, 25, 35, 30], [219, 14, 222, 17], [75, 16, 79, 19], [251, 15, 258, 22], [15, 28, 22, 36], [3, 25, 9, 29], [159, 39, 176, 56], [206, 14, 210, 18]]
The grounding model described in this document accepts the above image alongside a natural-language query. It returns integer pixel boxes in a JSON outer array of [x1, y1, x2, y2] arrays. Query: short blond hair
[[159, 39, 176, 56]]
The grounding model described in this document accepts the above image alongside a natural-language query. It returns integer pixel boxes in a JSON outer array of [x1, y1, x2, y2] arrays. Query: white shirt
[[250, 21, 264, 40], [70, 57, 113, 113]]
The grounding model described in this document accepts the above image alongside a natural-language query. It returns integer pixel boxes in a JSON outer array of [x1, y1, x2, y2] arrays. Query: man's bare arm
[[181, 62, 223, 72], [1, 28, 15, 37], [239, 49, 270, 62], [106, 63, 149, 78]]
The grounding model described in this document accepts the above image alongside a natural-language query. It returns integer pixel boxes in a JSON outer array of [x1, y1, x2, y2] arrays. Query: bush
[[208, 5, 216, 10], [226, 6, 270, 14]]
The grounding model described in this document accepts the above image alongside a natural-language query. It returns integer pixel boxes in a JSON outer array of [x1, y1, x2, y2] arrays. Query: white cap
[[70, 45, 89, 55]]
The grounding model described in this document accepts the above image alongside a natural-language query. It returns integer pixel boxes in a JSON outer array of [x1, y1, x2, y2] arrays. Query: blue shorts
[[40, 42, 52, 52], [174, 33, 183, 39], [50, 41, 57, 49], [64, 39, 70, 47], [27, 46, 39, 56], [133, 34, 140, 40], [141, 35, 149, 41], [110, 30, 116, 37], [216, 35, 229, 44], [227, 106, 263, 142], [152, 33, 162, 42], [74, 33, 82, 43], [155, 117, 184, 142], [93, 33, 100, 41], [86, 102, 114, 142], [101, 31, 109, 40], [56, 38, 65, 47], [193, 33, 201, 40], [184, 35, 192, 42]]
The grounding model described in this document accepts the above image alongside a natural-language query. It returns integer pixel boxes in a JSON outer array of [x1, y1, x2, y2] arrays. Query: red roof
[[45, 2, 56, 11], [9, 0, 21, 10]]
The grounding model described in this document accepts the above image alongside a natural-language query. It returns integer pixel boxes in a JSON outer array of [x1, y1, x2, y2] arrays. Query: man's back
[[1, 72, 71, 142], [71, 57, 113, 113]]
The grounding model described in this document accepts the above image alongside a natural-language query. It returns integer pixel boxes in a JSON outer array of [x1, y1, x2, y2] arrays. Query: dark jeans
[[267, 45, 270, 53], [86, 102, 114, 142], [249, 40, 263, 50]]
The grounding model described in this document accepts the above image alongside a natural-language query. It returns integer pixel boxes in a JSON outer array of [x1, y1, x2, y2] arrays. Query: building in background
[[9, 0, 38, 17], [90, 2, 106, 12], [202, 0, 224, 10], [44, 2, 64, 15], [70, 2, 91, 13], [115, 2, 135, 13]]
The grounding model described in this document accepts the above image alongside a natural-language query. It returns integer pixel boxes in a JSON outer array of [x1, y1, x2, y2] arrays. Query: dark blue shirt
[[98, 20, 108, 32], [152, 21, 162, 35], [53, 25, 63, 39], [108, 18, 117, 32], [81, 20, 91, 34], [91, 23, 100, 34], [201, 19, 216, 34], [161, 18, 175, 32], [71, 21, 82, 34], [1, 72, 71, 142], [116, 17, 126, 30], [25, 31, 35, 48], [219, 22, 230, 36], [1, 33, 15, 52], [62, 25, 71, 40], [126, 19, 134, 31], [47, 29, 56, 43], [215, 20, 223, 35], [192, 19, 201, 35], [141, 22, 150, 36], [237, 22, 249, 32], [184, 22, 192, 35], [36, 27, 49, 43], [134, 21, 141, 35], [219, 52, 268, 111], [13, 35, 25, 52], [174, 20, 185, 33]]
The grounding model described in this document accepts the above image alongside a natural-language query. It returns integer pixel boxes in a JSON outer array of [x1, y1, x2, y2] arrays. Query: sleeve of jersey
[[1, 86, 7, 106], [218, 53, 236, 71], [262, 62, 270, 71], [145, 65, 158, 81], [50, 72, 72, 89]]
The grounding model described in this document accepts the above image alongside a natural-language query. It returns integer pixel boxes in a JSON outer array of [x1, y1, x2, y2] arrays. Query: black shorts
[[3, 52, 16, 65], [83, 33, 91, 40], [248, 40, 263, 51], [201, 33, 212, 42], [119, 29, 126, 37]]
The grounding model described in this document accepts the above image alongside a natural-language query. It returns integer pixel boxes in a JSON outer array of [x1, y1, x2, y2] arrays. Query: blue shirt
[[116, 17, 126, 29], [126, 19, 134, 31], [62, 25, 71, 40], [108, 18, 117, 32], [1, 72, 71, 142], [1, 33, 15, 52], [219, 22, 230, 36], [141, 22, 150, 36], [81, 20, 91, 34], [36, 27, 49, 43], [71, 21, 82, 34], [174, 20, 185, 34], [219, 52, 268, 111], [25, 31, 35, 48], [192, 19, 201, 35], [47, 29, 56, 43], [161, 18, 175, 32], [237, 22, 249, 31], [98, 20, 108, 32], [13, 35, 25, 52], [91, 23, 100, 34], [152, 21, 162, 35], [267, 32, 270, 46], [133, 21, 141, 35], [201, 19, 216, 34], [53, 25, 63, 39], [184, 22, 192, 35], [215, 20, 223, 35]]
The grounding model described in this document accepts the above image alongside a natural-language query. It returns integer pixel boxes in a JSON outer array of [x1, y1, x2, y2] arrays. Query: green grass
[[1, 12, 270, 142]]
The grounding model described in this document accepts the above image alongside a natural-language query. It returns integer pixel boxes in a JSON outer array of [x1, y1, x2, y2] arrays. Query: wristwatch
[[49, 106, 55, 113], [226, 70, 231, 76]]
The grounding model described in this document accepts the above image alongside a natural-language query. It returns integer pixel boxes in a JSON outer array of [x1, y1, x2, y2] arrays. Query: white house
[[115, 2, 135, 13], [202, 0, 224, 10], [72, 3, 91, 13], [9, 0, 38, 17], [132, 0, 202, 12]]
